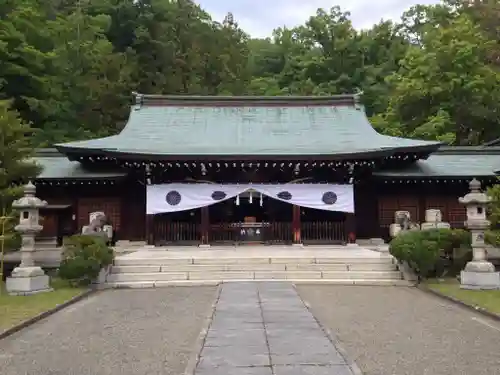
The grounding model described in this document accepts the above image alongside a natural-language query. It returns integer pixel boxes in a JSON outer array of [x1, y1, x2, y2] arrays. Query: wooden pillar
[[146, 214, 155, 245], [144, 166, 154, 245], [418, 194, 426, 224], [292, 205, 301, 244], [201, 207, 210, 245], [72, 195, 79, 235], [346, 182, 357, 243], [345, 213, 357, 243]]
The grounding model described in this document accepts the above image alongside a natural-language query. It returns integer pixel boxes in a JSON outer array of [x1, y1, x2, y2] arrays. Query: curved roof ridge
[[132, 92, 360, 107]]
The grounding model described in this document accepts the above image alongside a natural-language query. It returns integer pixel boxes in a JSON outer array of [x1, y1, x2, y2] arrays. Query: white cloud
[[196, 0, 442, 37]]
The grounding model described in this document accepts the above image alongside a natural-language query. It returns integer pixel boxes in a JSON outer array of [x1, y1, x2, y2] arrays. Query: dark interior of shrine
[[154, 196, 346, 224]]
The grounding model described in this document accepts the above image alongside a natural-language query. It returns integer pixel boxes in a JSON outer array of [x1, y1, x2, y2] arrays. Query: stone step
[[114, 256, 394, 266], [35, 241, 58, 249], [105, 278, 410, 289], [106, 270, 403, 283], [111, 262, 398, 274]]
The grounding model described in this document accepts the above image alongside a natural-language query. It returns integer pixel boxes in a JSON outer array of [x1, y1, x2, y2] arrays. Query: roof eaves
[[436, 146, 500, 155], [54, 143, 441, 161], [34, 148, 62, 157], [33, 153, 127, 180]]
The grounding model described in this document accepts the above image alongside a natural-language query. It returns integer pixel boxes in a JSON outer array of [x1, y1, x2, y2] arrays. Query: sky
[[196, 0, 442, 37]]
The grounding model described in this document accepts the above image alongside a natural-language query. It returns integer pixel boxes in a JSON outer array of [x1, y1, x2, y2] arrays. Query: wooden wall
[[35, 182, 140, 240], [354, 182, 379, 239], [36, 186, 74, 238], [376, 181, 472, 236], [77, 197, 121, 230], [120, 180, 147, 241]]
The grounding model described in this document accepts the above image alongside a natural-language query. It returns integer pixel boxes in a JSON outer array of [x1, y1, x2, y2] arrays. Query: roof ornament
[[353, 89, 364, 110], [132, 91, 144, 111]]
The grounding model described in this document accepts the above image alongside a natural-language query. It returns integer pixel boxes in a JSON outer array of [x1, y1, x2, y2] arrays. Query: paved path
[[195, 282, 357, 375], [0, 287, 217, 375], [297, 285, 500, 375]]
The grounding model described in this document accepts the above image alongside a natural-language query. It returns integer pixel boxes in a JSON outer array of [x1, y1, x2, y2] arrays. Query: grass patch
[[426, 278, 500, 315], [0, 278, 85, 331]]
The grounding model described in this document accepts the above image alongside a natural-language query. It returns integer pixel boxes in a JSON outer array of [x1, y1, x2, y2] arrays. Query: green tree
[[456, 0, 500, 68], [0, 0, 56, 127], [0, 101, 41, 250], [36, 8, 134, 145], [375, 14, 500, 144]]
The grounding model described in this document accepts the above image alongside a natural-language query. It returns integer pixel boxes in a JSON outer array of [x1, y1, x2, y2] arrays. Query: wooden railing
[[267, 222, 293, 244], [153, 221, 200, 245], [154, 220, 346, 245], [301, 221, 346, 244], [209, 223, 239, 244]]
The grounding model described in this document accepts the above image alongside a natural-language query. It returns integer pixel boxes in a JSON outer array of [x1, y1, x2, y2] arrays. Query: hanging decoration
[[146, 183, 354, 214], [254, 184, 354, 213], [147, 183, 247, 214], [249, 191, 253, 204]]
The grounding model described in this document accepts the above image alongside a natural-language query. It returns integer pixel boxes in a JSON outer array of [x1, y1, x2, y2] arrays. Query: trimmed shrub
[[389, 228, 471, 280], [485, 229, 500, 247], [58, 235, 114, 286]]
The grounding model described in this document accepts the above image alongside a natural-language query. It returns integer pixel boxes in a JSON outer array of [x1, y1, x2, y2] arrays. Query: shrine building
[[32, 93, 500, 246]]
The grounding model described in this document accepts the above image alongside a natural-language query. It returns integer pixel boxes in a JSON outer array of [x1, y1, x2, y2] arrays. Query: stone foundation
[[6, 266, 53, 295], [460, 270, 500, 290]]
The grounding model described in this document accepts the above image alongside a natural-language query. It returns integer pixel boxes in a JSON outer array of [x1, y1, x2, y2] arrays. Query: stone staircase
[[105, 246, 408, 288]]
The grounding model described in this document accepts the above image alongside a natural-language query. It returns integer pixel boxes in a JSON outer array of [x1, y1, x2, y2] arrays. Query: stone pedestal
[[460, 254, 500, 290], [460, 269, 500, 290], [421, 221, 451, 231], [389, 223, 402, 238], [6, 266, 52, 295], [425, 209, 442, 223], [420, 209, 450, 231], [389, 211, 421, 239]]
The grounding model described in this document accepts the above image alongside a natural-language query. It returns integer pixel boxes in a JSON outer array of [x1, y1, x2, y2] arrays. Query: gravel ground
[[297, 285, 500, 375], [0, 287, 217, 375]]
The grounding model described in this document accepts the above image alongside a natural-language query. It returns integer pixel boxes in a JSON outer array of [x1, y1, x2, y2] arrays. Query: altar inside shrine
[[230, 217, 271, 243]]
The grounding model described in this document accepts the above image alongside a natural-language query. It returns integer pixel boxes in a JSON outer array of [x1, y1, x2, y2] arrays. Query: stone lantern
[[6, 181, 52, 295], [459, 178, 500, 289]]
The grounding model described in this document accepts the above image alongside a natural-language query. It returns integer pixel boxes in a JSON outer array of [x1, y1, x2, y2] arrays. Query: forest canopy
[[1, 0, 499, 147]]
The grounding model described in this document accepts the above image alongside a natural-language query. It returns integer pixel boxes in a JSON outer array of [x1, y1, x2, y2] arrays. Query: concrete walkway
[[195, 282, 357, 375], [297, 285, 500, 375], [0, 287, 217, 375]]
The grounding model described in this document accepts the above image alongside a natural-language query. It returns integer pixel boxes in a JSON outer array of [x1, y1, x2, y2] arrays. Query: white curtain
[[146, 183, 248, 214], [146, 183, 354, 214], [253, 184, 354, 213]]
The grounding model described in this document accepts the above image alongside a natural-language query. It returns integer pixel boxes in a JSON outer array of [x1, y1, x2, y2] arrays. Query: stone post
[[6, 182, 52, 295], [459, 179, 500, 289]]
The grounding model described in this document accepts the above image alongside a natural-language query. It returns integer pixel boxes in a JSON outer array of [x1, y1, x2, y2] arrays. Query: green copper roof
[[56, 95, 441, 159], [34, 149, 126, 180], [375, 147, 500, 178]]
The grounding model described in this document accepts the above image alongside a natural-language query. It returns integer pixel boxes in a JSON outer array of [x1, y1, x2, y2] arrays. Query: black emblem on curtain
[[277, 191, 292, 200], [166, 190, 182, 205], [322, 191, 337, 205], [211, 191, 227, 201]]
